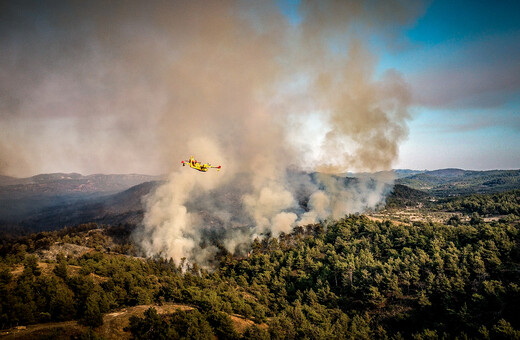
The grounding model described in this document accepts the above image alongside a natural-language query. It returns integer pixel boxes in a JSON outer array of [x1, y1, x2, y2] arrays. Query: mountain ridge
[[1, 168, 519, 232], [396, 169, 520, 196]]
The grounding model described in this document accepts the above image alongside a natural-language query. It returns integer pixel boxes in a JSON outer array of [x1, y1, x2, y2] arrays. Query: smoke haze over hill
[[1, 0, 425, 264]]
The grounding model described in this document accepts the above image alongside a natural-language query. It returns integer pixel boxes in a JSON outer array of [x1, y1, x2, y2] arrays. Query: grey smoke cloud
[[1, 0, 422, 264]]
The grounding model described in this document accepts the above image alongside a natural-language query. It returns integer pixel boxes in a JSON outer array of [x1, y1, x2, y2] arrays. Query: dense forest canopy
[[435, 190, 520, 216], [1, 212, 519, 339]]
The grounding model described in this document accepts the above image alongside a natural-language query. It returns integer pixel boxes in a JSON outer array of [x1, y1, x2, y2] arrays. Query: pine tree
[[82, 293, 103, 327]]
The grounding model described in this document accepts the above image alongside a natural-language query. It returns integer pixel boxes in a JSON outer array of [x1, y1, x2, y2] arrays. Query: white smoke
[[129, 0, 420, 266], [0, 0, 423, 266]]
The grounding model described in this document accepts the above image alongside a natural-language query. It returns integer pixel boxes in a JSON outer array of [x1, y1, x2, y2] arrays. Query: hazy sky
[[1, 0, 519, 176], [388, 0, 520, 170]]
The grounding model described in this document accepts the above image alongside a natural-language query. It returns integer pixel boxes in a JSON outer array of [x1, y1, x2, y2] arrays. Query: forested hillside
[[385, 184, 432, 208], [396, 169, 520, 196], [1, 214, 519, 339], [435, 190, 520, 216]]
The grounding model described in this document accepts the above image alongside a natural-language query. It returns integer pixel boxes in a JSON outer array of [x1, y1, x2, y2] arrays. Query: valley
[[0, 169, 518, 339]]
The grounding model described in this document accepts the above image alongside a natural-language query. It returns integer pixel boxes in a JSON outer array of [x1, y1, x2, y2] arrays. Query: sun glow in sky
[[1, 0, 519, 176], [280, 0, 520, 170]]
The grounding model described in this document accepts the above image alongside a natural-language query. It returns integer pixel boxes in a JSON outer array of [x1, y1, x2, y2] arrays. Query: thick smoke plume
[[136, 0, 419, 265], [1, 1, 423, 265]]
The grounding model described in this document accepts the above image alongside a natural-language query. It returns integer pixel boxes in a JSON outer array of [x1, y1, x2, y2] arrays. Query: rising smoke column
[[137, 0, 422, 265], [0, 0, 423, 264]]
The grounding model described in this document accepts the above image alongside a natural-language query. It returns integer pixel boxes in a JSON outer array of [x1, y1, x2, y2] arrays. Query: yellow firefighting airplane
[[181, 156, 221, 172]]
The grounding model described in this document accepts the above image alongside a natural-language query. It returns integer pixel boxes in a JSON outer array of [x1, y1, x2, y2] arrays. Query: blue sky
[[380, 0, 520, 169], [277, 0, 520, 170]]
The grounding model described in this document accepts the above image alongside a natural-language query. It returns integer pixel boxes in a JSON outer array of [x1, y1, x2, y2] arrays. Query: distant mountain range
[[0, 173, 163, 195], [20, 180, 164, 230], [396, 168, 520, 196], [0, 169, 518, 233], [0, 173, 164, 231], [344, 169, 426, 179]]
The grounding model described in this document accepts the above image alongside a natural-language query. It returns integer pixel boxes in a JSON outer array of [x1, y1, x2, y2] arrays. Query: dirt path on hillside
[[0, 303, 192, 340], [98, 303, 194, 340], [0, 303, 260, 340], [0, 321, 87, 339]]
